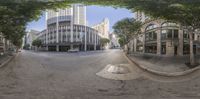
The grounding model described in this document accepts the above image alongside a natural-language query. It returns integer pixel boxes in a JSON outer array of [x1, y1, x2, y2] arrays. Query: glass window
[[167, 29, 173, 38], [162, 22, 178, 27], [146, 24, 157, 31], [161, 30, 167, 39], [145, 32, 149, 41], [183, 30, 189, 39], [153, 31, 157, 40], [174, 30, 178, 38]]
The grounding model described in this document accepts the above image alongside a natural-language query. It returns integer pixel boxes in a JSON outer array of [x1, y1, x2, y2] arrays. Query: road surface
[[0, 49, 200, 99]]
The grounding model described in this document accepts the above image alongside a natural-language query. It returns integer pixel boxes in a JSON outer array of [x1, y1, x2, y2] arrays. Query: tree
[[125, 0, 200, 66], [32, 39, 42, 48], [118, 37, 125, 47], [0, 1, 73, 47], [100, 38, 110, 49], [1, 0, 199, 65], [113, 18, 142, 46]]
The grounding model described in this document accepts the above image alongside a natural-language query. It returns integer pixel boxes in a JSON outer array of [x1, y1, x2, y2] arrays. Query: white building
[[92, 18, 110, 39], [24, 30, 40, 49], [37, 4, 101, 51], [109, 33, 120, 48]]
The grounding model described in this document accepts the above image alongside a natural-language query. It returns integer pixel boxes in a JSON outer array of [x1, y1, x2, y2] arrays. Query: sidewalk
[[127, 53, 200, 74], [0, 52, 16, 68]]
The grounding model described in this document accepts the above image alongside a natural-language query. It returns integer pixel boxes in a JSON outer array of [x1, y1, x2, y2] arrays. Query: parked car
[[68, 48, 79, 53]]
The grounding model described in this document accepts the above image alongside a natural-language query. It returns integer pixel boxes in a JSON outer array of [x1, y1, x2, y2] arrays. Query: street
[[0, 49, 200, 99]]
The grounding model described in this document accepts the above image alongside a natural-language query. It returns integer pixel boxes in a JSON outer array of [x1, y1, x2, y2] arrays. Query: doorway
[[174, 46, 178, 55]]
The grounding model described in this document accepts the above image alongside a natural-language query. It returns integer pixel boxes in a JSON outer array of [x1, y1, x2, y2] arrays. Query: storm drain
[[96, 64, 140, 80]]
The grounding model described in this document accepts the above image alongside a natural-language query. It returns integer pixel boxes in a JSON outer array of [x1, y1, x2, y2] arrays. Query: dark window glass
[[174, 30, 178, 38], [167, 29, 172, 38]]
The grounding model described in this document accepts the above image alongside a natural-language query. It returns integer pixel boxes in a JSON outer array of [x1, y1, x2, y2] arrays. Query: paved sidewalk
[[128, 53, 200, 73], [0, 52, 16, 68]]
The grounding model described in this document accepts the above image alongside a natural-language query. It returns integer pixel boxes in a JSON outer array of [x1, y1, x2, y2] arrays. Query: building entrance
[[174, 46, 178, 55]]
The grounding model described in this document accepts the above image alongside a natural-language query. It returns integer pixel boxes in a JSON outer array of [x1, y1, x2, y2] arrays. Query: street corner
[[125, 54, 200, 77], [96, 64, 141, 81]]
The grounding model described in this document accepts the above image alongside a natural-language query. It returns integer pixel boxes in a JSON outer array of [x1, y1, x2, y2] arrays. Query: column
[[61, 26, 63, 43], [70, 44, 73, 50], [84, 7, 87, 51], [76, 26, 78, 42], [134, 38, 137, 52], [142, 35, 145, 53], [178, 29, 183, 56], [46, 46, 48, 51], [89, 29, 90, 43], [56, 45, 59, 52], [130, 39, 134, 53], [65, 26, 68, 42], [70, 8, 74, 50], [94, 33, 97, 50], [157, 28, 161, 55], [56, 12, 59, 44]]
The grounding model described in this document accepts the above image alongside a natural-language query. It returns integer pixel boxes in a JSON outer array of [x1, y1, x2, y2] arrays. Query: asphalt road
[[0, 49, 200, 99]]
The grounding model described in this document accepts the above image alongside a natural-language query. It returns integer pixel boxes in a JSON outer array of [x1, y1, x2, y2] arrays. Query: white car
[[68, 48, 79, 53]]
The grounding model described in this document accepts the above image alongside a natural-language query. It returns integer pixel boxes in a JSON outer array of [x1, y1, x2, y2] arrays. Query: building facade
[[0, 33, 15, 54], [109, 33, 120, 48], [92, 18, 110, 39], [24, 30, 40, 49], [129, 12, 200, 56], [37, 4, 101, 52]]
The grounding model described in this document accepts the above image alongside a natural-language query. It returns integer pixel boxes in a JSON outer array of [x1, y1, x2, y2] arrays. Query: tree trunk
[[189, 30, 195, 66], [16, 47, 19, 53]]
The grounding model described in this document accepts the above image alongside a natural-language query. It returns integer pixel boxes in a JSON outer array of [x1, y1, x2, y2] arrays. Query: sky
[[26, 5, 134, 32]]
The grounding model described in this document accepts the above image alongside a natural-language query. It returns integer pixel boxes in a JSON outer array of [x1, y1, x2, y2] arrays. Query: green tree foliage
[[125, 0, 200, 65], [118, 37, 125, 47], [100, 38, 110, 48], [1, 0, 200, 65], [0, 0, 73, 47], [113, 18, 142, 45], [32, 39, 42, 48]]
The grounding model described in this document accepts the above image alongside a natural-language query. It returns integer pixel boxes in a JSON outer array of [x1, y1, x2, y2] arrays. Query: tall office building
[[37, 4, 101, 52], [46, 4, 86, 26], [92, 18, 110, 39], [73, 4, 86, 25]]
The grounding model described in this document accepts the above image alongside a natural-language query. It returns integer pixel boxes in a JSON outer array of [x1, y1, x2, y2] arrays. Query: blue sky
[[26, 5, 134, 32]]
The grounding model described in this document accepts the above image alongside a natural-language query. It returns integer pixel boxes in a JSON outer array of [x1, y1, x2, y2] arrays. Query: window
[[146, 24, 157, 31], [161, 30, 167, 39], [162, 22, 178, 27], [145, 31, 157, 41], [174, 30, 178, 38], [183, 30, 189, 39], [167, 29, 172, 38]]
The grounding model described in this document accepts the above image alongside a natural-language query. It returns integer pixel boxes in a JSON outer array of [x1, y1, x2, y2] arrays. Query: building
[[37, 4, 101, 52], [24, 30, 40, 49], [0, 33, 14, 54], [109, 33, 120, 48], [92, 18, 110, 39], [129, 12, 200, 56]]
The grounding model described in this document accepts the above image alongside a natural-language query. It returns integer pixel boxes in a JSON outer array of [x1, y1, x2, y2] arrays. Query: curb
[[124, 53, 200, 77], [0, 53, 18, 68]]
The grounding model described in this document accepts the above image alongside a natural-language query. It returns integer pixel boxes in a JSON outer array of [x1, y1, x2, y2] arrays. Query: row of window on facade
[[47, 25, 97, 33], [145, 22, 196, 41], [39, 32, 100, 44]]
